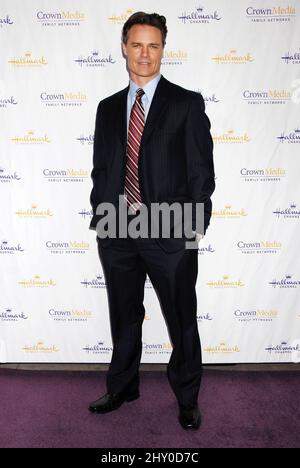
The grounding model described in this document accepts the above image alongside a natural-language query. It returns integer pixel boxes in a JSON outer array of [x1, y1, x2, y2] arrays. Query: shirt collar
[[128, 73, 161, 103]]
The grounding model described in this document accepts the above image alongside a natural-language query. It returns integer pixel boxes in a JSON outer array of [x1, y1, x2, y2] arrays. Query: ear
[[121, 42, 127, 57]]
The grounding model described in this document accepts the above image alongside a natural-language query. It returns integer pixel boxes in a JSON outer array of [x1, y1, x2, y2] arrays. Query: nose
[[140, 46, 149, 57]]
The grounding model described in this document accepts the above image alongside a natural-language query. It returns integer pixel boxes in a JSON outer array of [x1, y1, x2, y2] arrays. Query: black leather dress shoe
[[89, 390, 139, 414], [178, 403, 201, 430]]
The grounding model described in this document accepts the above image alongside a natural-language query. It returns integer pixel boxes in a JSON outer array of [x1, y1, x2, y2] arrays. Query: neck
[[129, 72, 160, 88]]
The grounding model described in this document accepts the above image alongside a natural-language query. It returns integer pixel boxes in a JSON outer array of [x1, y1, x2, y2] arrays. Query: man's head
[[121, 12, 167, 85]]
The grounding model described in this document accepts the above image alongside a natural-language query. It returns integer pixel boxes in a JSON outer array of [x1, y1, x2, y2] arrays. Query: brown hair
[[122, 11, 167, 46]]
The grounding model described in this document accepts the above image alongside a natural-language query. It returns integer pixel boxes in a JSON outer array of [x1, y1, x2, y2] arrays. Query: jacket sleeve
[[184, 93, 215, 234], [89, 101, 107, 230]]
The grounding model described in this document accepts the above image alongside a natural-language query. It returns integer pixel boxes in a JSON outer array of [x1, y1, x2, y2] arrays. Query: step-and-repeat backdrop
[[1, 0, 300, 363]]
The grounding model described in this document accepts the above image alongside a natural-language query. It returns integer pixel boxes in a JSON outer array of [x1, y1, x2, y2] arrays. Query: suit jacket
[[89, 75, 215, 252]]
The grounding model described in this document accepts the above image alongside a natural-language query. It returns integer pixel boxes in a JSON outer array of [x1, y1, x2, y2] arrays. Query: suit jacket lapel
[[116, 86, 129, 150], [141, 76, 169, 147]]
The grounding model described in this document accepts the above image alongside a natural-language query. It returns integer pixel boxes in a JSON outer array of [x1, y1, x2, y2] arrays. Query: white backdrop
[[1, 0, 300, 363]]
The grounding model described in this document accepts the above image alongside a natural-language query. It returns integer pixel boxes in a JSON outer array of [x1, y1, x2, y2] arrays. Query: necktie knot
[[136, 88, 145, 101]]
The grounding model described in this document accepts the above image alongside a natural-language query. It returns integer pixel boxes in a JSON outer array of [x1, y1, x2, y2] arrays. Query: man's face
[[122, 24, 164, 84]]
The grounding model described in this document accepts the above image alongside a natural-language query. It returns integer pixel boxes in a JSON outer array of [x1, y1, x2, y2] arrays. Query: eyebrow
[[130, 42, 161, 46]]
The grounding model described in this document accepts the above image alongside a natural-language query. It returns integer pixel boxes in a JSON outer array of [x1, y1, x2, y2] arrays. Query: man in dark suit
[[88, 12, 215, 430]]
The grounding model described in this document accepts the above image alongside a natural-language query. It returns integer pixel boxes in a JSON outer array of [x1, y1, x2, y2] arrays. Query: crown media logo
[[18, 275, 56, 288], [234, 308, 278, 323], [212, 50, 254, 64], [212, 205, 247, 219], [11, 130, 50, 144], [36, 10, 85, 26], [0, 96, 18, 108], [178, 5, 221, 24], [240, 167, 286, 183], [0, 307, 28, 322], [49, 307, 92, 322], [213, 129, 251, 144], [273, 203, 300, 218], [43, 168, 88, 183], [0, 14, 13, 27], [0, 240, 24, 255], [246, 5, 296, 22], [237, 240, 281, 255], [281, 48, 300, 64], [243, 89, 291, 105], [75, 50, 115, 68], [269, 274, 300, 288], [207, 275, 244, 289], [8, 52, 48, 67], [142, 341, 172, 356], [277, 127, 300, 144], [46, 240, 89, 255], [16, 205, 53, 218], [40, 91, 86, 107], [161, 50, 188, 66], [0, 167, 21, 183]]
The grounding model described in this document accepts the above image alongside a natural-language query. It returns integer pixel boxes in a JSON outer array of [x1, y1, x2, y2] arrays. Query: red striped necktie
[[124, 88, 145, 213]]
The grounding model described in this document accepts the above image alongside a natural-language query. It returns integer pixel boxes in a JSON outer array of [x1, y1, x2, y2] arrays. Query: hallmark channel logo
[[11, 130, 50, 144], [0, 240, 24, 255], [74, 50, 115, 68], [8, 52, 48, 67], [273, 203, 300, 218], [178, 5, 221, 24], [212, 205, 247, 219], [82, 341, 112, 354], [265, 341, 300, 356], [213, 129, 251, 144], [46, 240, 89, 255], [207, 275, 244, 289], [43, 167, 88, 183], [36, 10, 85, 26], [234, 308, 278, 323], [18, 275, 56, 288], [194, 91, 220, 105], [22, 341, 59, 354], [76, 134, 94, 146], [269, 274, 300, 288], [0, 96, 18, 108], [197, 243, 215, 256], [0, 167, 21, 183], [281, 48, 300, 64], [108, 8, 134, 24], [212, 49, 254, 64], [40, 91, 86, 107], [15, 205, 53, 218], [78, 208, 93, 220], [245, 5, 296, 22], [277, 127, 300, 144], [142, 341, 172, 355], [161, 50, 188, 66], [0, 14, 13, 27], [243, 89, 291, 104], [237, 240, 281, 255], [80, 274, 106, 289], [240, 167, 286, 183], [197, 312, 213, 322], [48, 307, 92, 322], [204, 342, 240, 355], [0, 307, 28, 322]]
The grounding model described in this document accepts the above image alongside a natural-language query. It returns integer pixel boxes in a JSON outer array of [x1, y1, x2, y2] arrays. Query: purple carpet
[[0, 368, 299, 448]]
